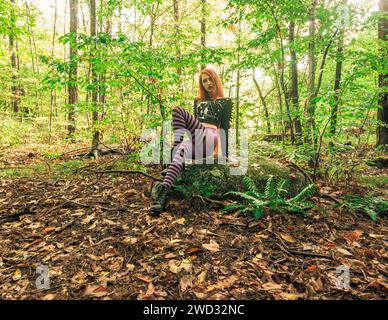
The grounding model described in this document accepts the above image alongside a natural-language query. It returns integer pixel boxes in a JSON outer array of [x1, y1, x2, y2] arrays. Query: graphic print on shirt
[[196, 100, 224, 126]]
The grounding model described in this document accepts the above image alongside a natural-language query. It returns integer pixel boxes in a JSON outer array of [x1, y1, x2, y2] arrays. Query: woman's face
[[201, 73, 215, 95]]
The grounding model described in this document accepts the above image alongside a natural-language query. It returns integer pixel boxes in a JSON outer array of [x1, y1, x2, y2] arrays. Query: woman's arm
[[220, 98, 233, 158]]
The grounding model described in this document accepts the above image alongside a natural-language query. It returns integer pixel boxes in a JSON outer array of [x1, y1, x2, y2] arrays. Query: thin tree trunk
[[67, 0, 78, 139], [200, 0, 206, 70], [49, 0, 58, 142], [305, 0, 317, 145], [90, 0, 99, 158], [64, 0, 68, 111], [253, 72, 271, 134], [377, 0, 388, 146], [10, 0, 18, 114], [376, 0, 388, 145], [271, 62, 285, 142], [289, 21, 302, 137], [147, 4, 156, 114], [173, 0, 183, 93], [330, 29, 344, 136], [265, 0, 294, 143], [235, 10, 242, 144]]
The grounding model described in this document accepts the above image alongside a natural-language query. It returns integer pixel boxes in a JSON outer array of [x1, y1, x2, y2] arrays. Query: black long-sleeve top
[[193, 98, 233, 158]]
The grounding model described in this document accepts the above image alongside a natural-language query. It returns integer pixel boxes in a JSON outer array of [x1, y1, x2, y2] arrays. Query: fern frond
[[222, 203, 246, 212], [247, 190, 265, 199], [264, 175, 276, 199], [287, 204, 307, 215], [240, 207, 254, 215], [253, 207, 264, 219], [290, 184, 316, 202], [225, 191, 260, 203], [243, 176, 258, 194], [364, 207, 377, 221]]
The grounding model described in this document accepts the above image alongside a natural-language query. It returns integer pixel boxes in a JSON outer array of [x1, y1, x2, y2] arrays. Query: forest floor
[[0, 144, 387, 300]]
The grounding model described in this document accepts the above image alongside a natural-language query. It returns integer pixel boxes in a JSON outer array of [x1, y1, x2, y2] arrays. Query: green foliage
[[341, 194, 388, 221], [174, 179, 217, 199], [223, 175, 318, 219]]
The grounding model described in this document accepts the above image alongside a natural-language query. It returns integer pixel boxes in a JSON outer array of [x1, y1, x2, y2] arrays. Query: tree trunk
[[200, 0, 206, 70], [265, 2, 294, 143], [90, 0, 99, 158], [289, 21, 302, 137], [68, 0, 78, 139], [330, 29, 344, 136], [49, 0, 58, 142], [173, 0, 183, 93], [271, 62, 285, 143], [9, 0, 18, 114], [305, 0, 317, 145], [235, 10, 242, 144], [253, 72, 271, 134], [377, 0, 388, 146]]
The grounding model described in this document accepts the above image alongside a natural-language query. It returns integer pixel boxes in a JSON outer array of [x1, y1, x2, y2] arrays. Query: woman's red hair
[[197, 68, 224, 102]]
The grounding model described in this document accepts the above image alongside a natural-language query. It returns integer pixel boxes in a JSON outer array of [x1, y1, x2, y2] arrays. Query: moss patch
[[173, 156, 308, 200]]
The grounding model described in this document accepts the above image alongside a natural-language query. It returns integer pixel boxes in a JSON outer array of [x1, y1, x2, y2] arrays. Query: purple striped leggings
[[162, 106, 219, 188]]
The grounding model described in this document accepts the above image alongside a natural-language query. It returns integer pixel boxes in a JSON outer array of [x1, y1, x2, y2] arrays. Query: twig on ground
[[273, 232, 333, 260], [288, 161, 315, 185], [193, 194, 224, 206], [0, 206, 35, 223], [92, 170, 163, 182]]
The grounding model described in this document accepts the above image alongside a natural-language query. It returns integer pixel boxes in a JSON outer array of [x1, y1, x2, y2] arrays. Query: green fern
[[289, 184, 316, 203], [243, 176, 257, 193], [222, 203, 246, 213], [243, 176, 263, 198], [342, 195, 388, 221], [264, 175, 276, 198], [223, 175, 320, 219], [276, 179, 288, 197]]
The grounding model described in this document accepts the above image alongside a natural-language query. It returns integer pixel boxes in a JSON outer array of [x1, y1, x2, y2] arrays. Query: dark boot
[[150, 184, 171, 216]]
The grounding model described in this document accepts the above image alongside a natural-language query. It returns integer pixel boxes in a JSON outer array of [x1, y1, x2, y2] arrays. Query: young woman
[[150, 68, 233, 216]]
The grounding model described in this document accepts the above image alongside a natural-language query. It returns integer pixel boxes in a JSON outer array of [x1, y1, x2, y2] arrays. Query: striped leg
[[171, 106, 205, 151], [162, 106, 206, 188]]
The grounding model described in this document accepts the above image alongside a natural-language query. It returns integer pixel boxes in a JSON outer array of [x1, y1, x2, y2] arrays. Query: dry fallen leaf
[[207, 275, 238, 292], [180, 276, 194, 292], [305, 265, 318, 273], [173, 217, 186, 225], [12, 269, 22, 281], [102, 219, 117, 226], [135, 274, 153, 283], [82, 284, 108, 298], [280, 233, 296, 243], [43, 227, 56, 234], [337, 247, 353, 256], [139, 283, 155, 299], [169, 239, 182, 245], [124, 189, 137, 197], [369, 234, 385, 239], [185, 247, 202, 255], [81, 215, 95, 224], [123, 237, 138, 245], [344, 230, 363, 242], [278, 292, 302, 300], [262, 282, 283, 291], [196, 271, 207, 284], [43, 293, 56, 300], [202, 240, 220, 252], [126, 263, 135, 271]]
